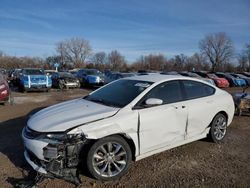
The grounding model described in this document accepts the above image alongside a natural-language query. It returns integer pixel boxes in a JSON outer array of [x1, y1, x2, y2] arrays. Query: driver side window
[[140, 80, 183, 106]]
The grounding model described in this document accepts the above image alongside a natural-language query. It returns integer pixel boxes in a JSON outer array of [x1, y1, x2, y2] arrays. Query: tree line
[[0, 32, 250, 73]]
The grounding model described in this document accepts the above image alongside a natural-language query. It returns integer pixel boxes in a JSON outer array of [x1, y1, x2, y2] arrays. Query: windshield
[[85, 79, 153, 108], [58, 72, 74, 78], [85, 69, 102, 75], [23, 69, 45, 75], [121, 73, 135, 78], [237, 74, 247, 78], [189, 73, 201, 78]]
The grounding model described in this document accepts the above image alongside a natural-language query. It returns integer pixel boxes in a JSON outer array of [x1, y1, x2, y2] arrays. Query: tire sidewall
[[210, 114, 227, 143], [86, 136, 132, 181]]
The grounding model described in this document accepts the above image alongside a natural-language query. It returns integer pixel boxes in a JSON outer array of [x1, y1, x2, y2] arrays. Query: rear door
[[180, 80, 216, 138]]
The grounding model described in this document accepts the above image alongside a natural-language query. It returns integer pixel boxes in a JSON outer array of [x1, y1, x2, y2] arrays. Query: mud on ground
[[0, 87, 250, 188]]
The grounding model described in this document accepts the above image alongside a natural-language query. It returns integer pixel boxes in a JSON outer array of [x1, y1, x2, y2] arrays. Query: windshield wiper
[[87, 98, 119, 108], [89, 98, 104, 103]]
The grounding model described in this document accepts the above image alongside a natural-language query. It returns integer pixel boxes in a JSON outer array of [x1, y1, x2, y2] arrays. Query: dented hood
[[27, 98, 119, 132]]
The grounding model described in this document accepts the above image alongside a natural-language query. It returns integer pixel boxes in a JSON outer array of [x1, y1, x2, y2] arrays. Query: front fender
[[69, 122, 124, 139]]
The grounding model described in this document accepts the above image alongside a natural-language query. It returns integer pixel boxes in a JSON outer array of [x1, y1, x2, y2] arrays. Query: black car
[[51, 72, 80, 89]]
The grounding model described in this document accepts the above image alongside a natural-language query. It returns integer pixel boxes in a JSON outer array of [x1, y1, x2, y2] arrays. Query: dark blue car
[[231, 73, 250, 86], [19, 68, 52, 92], [76, 69, 105, 87], [229, 73, 247, 86]]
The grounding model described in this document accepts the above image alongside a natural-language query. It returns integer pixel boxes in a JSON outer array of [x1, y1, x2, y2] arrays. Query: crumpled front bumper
[[22, 127, 86, 185], [22, 128, 48, 173], [24, 150, 47, 174]]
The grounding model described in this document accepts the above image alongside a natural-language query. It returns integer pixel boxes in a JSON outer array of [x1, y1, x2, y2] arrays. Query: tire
[[86, 136, 132, 181], [19, 85, 26, 93], [59, 81, 64, 90], [208, 113, 227, 143]]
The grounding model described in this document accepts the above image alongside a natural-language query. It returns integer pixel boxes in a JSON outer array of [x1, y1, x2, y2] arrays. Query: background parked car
[[0, 72, 12, 104], [69, 69, 80, 77], [44, 70, 56, 76], [215, 72, 242, 87], [106, 72, 136, 83], [11, 68, 22, 86], [194, 71, 229, 88], [160, 71, 180, 75], [51, 72, 80, 89], [242, 72, 250, 77], [230, 73, 250, 86], [179, 72, 215, 85], [18, 68, 52, 92], [76, 69, 105, 87]]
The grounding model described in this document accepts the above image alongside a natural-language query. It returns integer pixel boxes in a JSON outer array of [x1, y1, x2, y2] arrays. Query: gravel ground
[[0, 87, 250, 188]]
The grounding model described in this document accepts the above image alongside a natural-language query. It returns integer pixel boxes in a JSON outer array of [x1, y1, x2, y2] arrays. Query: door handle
[[170, 105, 186, 109], [170, 105, 178, 109]]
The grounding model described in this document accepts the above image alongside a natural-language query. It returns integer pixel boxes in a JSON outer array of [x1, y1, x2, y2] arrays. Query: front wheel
[[86, 136, 132, 181], [209, 113, 227, 143]]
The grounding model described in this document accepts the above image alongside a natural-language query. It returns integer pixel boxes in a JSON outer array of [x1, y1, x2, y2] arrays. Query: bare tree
[[244, 43, 250, 71], [56, 37, 92, 67], [199, 32, 234, 71], [238, 53, 248, 72], [91, 52, 107, 71], [145, 54, 166, 71], [108, 50, 127, 71]]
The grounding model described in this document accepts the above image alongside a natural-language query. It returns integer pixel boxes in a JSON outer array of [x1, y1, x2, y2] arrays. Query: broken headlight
[[35, 133, 66, 144], [46, 133, 67, 141], [38, 132, 85, 143]]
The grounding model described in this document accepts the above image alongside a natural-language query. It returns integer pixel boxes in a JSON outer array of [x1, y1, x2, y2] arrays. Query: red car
[[0, 73, 11, 104], [207, 73, 230, 88]]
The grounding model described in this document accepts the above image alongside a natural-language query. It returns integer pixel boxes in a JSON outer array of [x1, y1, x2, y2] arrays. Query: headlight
[[46, 133, 67, 140], [36, 133, 67, 143], [38, 132, 85, 143]]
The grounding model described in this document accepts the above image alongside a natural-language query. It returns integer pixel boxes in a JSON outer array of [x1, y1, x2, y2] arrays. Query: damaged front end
[[23, 127, 87, 186]]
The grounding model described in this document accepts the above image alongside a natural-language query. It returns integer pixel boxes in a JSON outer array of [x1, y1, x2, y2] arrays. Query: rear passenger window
[[182, 80, 215, 100]]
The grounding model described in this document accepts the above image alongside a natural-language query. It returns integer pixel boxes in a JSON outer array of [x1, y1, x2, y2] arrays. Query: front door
[[135, 80, 188, 154]]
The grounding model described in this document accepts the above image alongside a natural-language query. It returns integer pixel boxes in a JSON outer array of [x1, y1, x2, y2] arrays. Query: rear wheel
[[86, 136, 132, 181], [209, 113, 227, 143]]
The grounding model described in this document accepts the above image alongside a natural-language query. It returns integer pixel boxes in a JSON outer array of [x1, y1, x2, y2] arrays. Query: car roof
[[124, 74, 186, 83], [22, 68, 43, 70]]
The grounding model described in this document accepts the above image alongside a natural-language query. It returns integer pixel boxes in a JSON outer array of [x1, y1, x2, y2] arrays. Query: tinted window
[[182, 80, 215, 100], [85, 79, 153, 108], [142, 80, 183, 105], [23, 69, 44, 75]]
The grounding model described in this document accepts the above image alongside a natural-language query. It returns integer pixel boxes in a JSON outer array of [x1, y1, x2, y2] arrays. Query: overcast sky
[[0, 0, 249, 62]]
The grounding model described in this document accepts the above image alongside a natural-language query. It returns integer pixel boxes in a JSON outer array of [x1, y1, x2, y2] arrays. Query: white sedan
[[22, 74, 234, 183]]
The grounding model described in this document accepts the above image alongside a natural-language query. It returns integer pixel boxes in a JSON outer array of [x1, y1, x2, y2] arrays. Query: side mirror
[[145, 98, 163, 106]]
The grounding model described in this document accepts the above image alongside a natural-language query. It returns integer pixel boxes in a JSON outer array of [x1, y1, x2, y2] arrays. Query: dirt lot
[[0, 87, 250, 188]]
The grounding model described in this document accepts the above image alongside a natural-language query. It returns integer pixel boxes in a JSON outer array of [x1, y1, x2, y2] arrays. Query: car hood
[[28, 98, 119, 132]]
